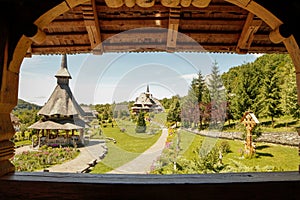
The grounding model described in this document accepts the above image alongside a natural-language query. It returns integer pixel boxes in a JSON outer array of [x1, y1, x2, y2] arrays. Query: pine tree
[[207, 61, 227, 129], [183, 71, 208, 129], [167, 97, 181, 127], [231, 67, 257, 119], [277, 60, 300, 118], [257, 63, 282, 127], [135, 111, 146, 133]]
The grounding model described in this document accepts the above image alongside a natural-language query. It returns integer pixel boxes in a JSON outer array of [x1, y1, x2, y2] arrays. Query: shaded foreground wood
[[0, 172, 299, 199]]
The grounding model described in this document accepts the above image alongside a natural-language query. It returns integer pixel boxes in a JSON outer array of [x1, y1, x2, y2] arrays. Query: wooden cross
[[241, 111, 259, 157]]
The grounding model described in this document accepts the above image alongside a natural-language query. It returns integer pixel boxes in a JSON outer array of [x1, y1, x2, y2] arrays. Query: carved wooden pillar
[[0, 106, 16, 176], [0, 42, 19, 176], [0, 1, 52, 176]]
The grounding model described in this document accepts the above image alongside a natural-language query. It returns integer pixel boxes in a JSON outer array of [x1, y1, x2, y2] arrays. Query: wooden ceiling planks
[[29, 0, 287, 55]]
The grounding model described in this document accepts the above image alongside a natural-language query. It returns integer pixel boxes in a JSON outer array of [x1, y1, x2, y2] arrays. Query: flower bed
[[12, 145, 80, 172]]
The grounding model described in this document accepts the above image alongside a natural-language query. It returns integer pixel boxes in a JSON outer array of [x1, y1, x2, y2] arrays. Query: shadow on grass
[[274, 120, 298, 128], [260, 121, 272, 126], [255, 145, 270, 150], [255, 152, 274, 158]]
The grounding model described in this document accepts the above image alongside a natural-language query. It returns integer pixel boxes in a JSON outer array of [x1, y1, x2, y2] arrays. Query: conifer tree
[[207, 61, 227, 129], [256, 63, 282, 127], [135, 111, 146, 133], [167, 97, 181, 127], [183, 71, 208, 129]]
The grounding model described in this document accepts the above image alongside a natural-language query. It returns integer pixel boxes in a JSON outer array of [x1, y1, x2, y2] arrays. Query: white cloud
[[181, 73, 198, 83]]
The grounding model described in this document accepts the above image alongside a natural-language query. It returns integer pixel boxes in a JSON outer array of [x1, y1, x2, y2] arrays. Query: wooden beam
[[31, 44, 91, 54], [82, 0, 103, 54], [48, 20, 86, 28], [236, 12, 262, 54], [167, 7, 180, 52]]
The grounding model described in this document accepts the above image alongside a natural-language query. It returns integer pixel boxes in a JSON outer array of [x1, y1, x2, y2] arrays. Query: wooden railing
[[0, 172, 300, 199]]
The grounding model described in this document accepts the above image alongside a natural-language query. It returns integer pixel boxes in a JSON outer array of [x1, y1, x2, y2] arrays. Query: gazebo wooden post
[[38, 130, 41, 147], [79, 129, 84, 144]]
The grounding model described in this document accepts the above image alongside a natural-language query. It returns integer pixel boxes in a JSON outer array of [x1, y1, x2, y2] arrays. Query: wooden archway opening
[[1, 0, 300, 176]]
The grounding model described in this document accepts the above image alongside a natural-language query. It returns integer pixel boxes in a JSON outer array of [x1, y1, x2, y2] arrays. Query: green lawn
[[91, 124, 162, 173], [178, 130, 299, 172], [152, 112, 167, 125], [223, 115, 300, 133]]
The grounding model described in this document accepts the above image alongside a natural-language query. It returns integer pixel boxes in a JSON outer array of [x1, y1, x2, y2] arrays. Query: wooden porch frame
[[0, 0, 299, 199]]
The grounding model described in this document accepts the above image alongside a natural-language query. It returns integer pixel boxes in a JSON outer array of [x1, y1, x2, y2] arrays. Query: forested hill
[[13, 99, 42, 111], [221, 53, 299, 122]]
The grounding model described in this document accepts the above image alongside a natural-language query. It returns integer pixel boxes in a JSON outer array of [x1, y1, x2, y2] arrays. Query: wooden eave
[[29, 0, 287, 55]]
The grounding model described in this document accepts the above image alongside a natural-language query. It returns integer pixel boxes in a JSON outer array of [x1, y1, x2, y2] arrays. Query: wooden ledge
[[1, 171, 300, 184], [0, 172, 300, 199]]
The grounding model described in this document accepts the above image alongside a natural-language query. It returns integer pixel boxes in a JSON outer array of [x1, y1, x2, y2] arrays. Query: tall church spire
[[55, 54, 72, 85], [55, 54, 72, 79], [146, 84, 150, 97]]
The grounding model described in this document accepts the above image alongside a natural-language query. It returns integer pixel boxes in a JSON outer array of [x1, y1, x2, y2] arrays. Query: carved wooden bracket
[[236, 12, 262, 54], [82, 0, 103, 54], [167, 7, 180, 52]]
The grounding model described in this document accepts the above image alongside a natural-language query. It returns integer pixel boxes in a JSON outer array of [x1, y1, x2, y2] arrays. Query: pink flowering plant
[[12, 145, 79, 171]]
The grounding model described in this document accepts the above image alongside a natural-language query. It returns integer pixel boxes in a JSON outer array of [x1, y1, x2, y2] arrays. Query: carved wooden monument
[[241, 111, 259, 157]]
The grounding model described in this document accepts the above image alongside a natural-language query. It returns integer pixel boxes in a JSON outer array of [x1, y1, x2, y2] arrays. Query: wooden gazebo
[[0, 0, 300, 199]]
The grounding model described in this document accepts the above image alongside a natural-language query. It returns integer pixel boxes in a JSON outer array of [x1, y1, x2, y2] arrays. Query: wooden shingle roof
[[37, 54, 86, 117]]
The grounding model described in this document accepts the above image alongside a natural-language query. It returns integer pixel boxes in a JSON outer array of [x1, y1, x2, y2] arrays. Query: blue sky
[[19, 52, 263, 106]]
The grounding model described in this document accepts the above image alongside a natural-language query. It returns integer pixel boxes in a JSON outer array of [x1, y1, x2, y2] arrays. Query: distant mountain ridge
[[13, 99, 42, 111]]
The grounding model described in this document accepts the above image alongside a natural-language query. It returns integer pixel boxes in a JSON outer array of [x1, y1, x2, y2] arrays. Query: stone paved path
[[107, 128, 168, 174], [44, 139, 106, 173]]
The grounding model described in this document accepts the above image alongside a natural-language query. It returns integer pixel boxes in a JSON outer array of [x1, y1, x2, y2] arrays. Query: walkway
[[43, 139, 106, 173], [107, 128, 168, 174]]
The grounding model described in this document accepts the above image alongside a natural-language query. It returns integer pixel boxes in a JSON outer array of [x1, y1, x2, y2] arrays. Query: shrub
[[218, 141, 231, 154]]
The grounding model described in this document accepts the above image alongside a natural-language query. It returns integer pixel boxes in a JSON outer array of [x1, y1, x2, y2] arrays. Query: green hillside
[[13, 99, 42, 111]]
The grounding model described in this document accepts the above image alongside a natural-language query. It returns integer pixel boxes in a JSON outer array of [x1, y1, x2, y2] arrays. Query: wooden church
[[29, 54, 87, 147], [131, 85, 164, 114]]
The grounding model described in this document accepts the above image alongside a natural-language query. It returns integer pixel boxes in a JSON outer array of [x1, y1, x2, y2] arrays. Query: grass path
[[91, 125, 162, 173], [107, 128, 168, 174]]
